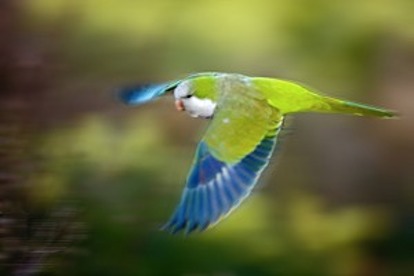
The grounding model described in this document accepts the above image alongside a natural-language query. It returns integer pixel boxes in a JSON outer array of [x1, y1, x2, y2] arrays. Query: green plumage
[[203, 75, 282, 163], [121, 72, 397, 234], [253, 78, 395, 117], [188, 73, 396, 163]]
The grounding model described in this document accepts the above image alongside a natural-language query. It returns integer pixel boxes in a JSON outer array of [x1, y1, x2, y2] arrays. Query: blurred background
[[1, 0, 413, 275]]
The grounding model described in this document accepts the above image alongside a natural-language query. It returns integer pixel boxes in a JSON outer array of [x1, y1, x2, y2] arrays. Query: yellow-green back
[[253, 77, 396, 118]]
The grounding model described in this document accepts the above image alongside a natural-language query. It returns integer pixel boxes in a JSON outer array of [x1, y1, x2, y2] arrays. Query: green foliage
[[26, 0, 414, 85], [19, 0, 413, 275], [30, 114, 393, 275]]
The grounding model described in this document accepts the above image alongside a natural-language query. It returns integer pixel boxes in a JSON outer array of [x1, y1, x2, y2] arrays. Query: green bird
[[120, 72, 396, 234]]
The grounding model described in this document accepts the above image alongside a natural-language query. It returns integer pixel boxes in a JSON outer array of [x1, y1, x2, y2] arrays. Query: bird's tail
[[314, 96, 397, 118], [253, 78, 397, 118]]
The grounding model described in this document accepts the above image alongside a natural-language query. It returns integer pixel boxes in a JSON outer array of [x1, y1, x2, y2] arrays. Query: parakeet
[[120, 72, 396, 234]]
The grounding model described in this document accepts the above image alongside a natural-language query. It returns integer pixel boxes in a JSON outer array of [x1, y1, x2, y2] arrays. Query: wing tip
[[118, 81, 181, 105], [162, 134, 280, 235], [118, 84, 157, 105]]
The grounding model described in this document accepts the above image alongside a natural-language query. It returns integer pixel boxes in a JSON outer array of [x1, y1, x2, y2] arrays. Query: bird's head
[[173, 77, 217, 119], [119, 73, 219, 119]]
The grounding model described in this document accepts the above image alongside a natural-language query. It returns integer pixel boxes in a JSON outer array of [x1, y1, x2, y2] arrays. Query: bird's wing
[[119, 80, 181, 105], [162, 77, 284, 234]]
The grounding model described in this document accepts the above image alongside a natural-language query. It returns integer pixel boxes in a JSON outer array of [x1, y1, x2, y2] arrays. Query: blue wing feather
[[162, 128, 282, 234], [119, 81, 180, 105]]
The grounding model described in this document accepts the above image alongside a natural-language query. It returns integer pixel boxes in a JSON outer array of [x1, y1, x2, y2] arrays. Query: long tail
[[253, 78, 397, 118], [316, 96, 397, 118]]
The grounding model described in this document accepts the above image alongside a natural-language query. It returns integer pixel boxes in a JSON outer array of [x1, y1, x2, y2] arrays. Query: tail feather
[[253, 78, 397, 118], [322, 97, 397, 118]]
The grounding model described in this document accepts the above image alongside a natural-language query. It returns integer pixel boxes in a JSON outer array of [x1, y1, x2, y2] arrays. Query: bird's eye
[[183, 94, 193, 99]]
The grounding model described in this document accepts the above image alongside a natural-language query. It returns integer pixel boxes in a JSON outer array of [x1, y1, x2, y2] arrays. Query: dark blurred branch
[[0, 1, 75, 275]]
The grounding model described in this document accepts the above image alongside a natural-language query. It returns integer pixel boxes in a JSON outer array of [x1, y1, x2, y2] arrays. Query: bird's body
[[120, 72, 396, 234]]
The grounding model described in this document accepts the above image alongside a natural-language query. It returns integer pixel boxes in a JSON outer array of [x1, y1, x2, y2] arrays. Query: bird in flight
[[120, 72, 396, 234]]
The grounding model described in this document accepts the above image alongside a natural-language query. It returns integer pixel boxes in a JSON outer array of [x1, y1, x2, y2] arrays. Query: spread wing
[[119, 80, 181, 105], [162, 77, 284, 234]]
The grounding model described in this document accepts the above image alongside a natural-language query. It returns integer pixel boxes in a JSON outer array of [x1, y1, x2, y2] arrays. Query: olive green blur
[[1, 0, 412, 275]]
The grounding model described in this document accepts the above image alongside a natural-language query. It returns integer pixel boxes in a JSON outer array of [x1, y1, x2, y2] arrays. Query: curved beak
[[175, 100, 185, 111]]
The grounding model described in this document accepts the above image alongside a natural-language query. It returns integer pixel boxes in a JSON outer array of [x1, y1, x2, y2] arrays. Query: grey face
[[174, 81, 216, 119]]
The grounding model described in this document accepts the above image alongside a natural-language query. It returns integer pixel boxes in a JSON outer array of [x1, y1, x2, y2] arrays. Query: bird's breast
[[183, 96, 216, 119]]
